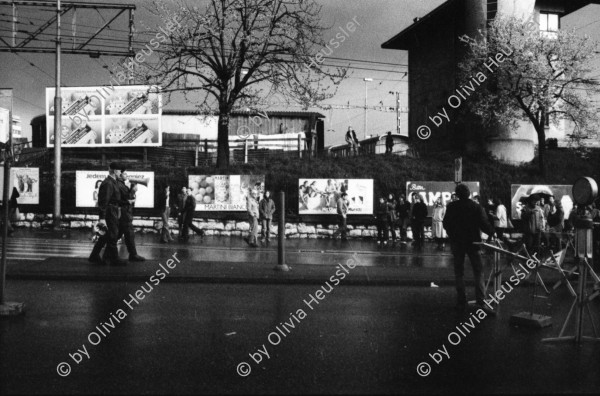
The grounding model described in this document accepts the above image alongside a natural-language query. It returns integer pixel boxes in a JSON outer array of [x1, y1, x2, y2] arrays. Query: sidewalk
[[3, 228, 573, 286]]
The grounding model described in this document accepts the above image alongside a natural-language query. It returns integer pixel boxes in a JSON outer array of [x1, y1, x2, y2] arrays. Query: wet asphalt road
[[2, 280, 600, 395]]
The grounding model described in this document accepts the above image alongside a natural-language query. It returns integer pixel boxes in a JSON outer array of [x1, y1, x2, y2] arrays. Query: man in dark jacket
[[181, 188, 204, 242], [96, 162, 127, 266], [410, 193, 428, 248], [259, 190, 276, 243], [376, 197, 389, 245], [396, 194, 410, 243], [385, 131, 394, 154], [443, 183, 496, 314], [176, 186, 188, 235]]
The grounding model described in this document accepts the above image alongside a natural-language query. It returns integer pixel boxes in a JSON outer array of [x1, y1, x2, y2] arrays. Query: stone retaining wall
[[12, 212, 428, 239]]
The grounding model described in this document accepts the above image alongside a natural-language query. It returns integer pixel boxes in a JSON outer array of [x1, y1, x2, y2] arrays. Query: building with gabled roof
[[382, 0, 600, 163]]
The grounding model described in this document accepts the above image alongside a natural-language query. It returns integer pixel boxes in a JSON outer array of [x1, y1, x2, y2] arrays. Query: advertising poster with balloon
[[188, 175, 265, 211], [510, 184, 574, 221]]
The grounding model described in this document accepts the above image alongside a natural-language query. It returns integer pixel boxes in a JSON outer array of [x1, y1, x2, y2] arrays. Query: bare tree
[[124, 0, 346, 169], [458, 15, 600, 175]]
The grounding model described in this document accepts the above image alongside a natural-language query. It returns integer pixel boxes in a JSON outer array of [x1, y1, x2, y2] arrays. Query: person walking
[[396, 194, 410, 243], [89, 170, 145, 263], [176, 186, 188, 236], [158, 185, 174, 243], [432, 197, 446, 250], [376, 196, 389, 245], [410, 193, 427, 248], [333, 192, 349, 240], [181, 188, 204, 242], [118, 170, 145, 262], [246, 189, 259, 247], [443, 183, 496, 314], [259, 190, 276, 244], [387, 193, 397, 243], [385, 131, 394, 154], [94, 162, 127, 266]]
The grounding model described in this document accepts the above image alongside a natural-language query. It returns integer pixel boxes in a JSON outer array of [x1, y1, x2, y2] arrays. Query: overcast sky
[[1, 0, 599, 146]]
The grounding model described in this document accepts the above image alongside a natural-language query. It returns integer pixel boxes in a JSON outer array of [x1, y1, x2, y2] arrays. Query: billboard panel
[[76, 170, 155, 208], [510, 184, 574, 221], [406, 181, 480, 217], [0, 107, 9, 144], [188, 175, 265, 211], [0, 167, 40, 204], [46, 85, 161, 147], [298, 179, 373, 215]]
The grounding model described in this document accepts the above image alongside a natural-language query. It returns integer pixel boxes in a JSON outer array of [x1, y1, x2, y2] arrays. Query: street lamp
[[364, 78, 373, 139]]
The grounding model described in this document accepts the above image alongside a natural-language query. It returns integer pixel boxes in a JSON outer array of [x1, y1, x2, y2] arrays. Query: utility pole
[[363, 78, 372, 139], [389, 91, 401, 135], [0, 88, 23, 316], [0, 1, 136, 229], [53, 0, 62, 228]]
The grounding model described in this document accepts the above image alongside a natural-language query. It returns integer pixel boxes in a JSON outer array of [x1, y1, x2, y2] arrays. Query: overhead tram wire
[[4, 33, 596, 93], [11, 52, 56, 81]]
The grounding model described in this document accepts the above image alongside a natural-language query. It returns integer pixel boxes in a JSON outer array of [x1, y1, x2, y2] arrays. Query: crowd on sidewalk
[[3, 160, 594, 271]]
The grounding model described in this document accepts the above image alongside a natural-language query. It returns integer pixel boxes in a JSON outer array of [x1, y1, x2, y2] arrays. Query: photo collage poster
[[46, 85, 161, 147], [188, 175, 265, 211]]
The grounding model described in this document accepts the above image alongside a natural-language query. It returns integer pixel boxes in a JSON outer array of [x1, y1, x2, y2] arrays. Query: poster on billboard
[[0, 167, 40, 204], [406, 181, 480, 216], [48, 117, 103, 146], [188, 175, 265, 211], [76, 170, 155, 208], [0, 107, 9, 144], [105, 118, 160, 145], [46, 85, 161, 147], [298, 179, 374, 215], [510, 184, 574, 221]]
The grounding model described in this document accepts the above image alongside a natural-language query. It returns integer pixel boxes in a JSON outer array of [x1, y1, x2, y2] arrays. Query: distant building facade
[[382, 0, 600, 163]]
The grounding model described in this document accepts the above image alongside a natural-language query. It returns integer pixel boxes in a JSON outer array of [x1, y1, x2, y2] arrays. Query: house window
[[539, 12, 560, 38]]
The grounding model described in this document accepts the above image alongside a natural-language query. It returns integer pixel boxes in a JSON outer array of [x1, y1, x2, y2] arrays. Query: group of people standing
[[519, 195, 567, 254], [245, 189, 276, 247], [371, 192, 511, 253], [373, 192, 442, 249]]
